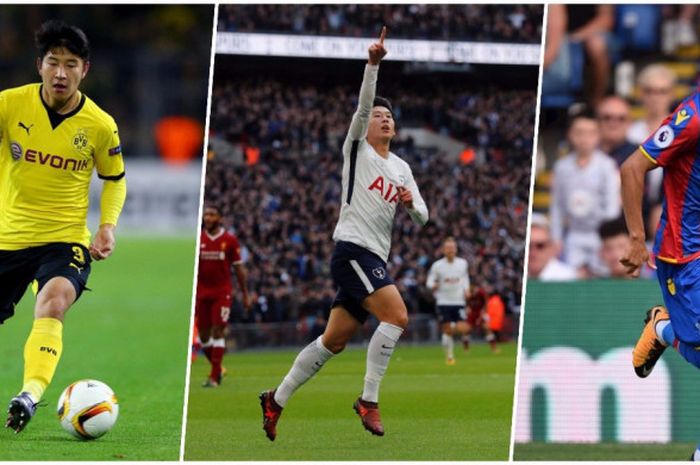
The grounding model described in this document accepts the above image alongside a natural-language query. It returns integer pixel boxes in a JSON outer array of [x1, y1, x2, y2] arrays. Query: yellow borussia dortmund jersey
[[0, 83, 125, 250]]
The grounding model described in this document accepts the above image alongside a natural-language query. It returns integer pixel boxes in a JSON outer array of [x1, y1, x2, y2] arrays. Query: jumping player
[[427, 237, 470, 365], [259, 27, 429, 440], [620, 87, 700, 459], [1, 20, 126, 433], [196, 205, 250, 387]]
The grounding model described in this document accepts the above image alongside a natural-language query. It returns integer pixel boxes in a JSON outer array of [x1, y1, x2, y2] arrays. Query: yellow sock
[[21, 318, 63, 402]]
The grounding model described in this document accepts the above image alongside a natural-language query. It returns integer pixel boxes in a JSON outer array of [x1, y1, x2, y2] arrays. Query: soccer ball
[[56, 380, 119, 440]]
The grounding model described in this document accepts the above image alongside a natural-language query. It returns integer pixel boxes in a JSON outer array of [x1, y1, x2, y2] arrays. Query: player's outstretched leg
[[359, 285, 407, 436], [260, 336, 334, 440], [632, 306, 669, 378], [8, 278, 73, 433]]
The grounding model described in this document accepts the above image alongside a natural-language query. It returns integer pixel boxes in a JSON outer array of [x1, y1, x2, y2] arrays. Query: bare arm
[[620, 150, 657, 277], [569, 5, 614, 42], [234, 263, 251, 310], [543, 4, 567, 69]]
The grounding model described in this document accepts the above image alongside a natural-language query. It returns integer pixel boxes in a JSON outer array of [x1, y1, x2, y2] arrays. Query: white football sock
[[442, 333, 454, 359], [362, 322, 404, 403], [274, 335, 334, 408]]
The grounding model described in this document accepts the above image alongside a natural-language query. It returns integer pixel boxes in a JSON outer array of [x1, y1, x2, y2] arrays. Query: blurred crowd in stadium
[[0, 5, 211, 158], [217, 4, 542, 43], [206, 75, 535, 327], [532, 4, 700, 282]]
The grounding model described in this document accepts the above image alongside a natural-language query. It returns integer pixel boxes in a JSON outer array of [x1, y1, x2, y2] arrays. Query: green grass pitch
[[184, 342, 516, 460], [0, 236, 194, 460], [514, 442, 697, 461]]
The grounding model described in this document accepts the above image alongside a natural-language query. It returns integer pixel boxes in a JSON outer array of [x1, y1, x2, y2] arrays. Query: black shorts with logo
[[330, 241, 394, 324], [0, 243, 91, 324]]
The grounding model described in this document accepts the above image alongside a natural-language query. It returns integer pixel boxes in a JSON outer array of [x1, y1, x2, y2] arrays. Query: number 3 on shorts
[[220, 306, 231, 322], [72, 246, 86, 265]]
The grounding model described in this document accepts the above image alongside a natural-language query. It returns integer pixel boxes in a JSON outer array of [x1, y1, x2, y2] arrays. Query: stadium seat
[[615, 5, 661, 53]]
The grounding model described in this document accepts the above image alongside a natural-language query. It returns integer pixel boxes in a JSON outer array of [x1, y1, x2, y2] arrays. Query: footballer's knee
[[322, 334, 349, 354], [35, 278, 76, 321], [442, 324, 454, 336], [384, 308, 408, 330]]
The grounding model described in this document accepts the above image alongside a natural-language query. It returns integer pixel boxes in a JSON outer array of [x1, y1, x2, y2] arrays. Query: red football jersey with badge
[[197, 228, 242, 297]]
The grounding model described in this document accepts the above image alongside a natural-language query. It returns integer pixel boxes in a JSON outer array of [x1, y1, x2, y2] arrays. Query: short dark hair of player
[[204, 204, 222, 216], [567, 107, 597, 130], [599, 216, 629, 240], [35, 19, 90, 61], [374, 96, 393, 115]]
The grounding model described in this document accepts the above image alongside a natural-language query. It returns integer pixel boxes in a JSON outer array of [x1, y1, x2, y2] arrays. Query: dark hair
[[599, 216, 629, 240], [35, 20, 90, 61], [204, 204, 222, 215], [568, 107, 597, 129], [373, 96, 393, 115]]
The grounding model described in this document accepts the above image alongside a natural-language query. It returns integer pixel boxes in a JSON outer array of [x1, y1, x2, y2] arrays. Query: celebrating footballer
[[259, 26, 429, 440]]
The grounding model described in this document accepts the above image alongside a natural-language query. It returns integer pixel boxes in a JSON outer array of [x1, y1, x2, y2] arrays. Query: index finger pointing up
[[379, 26, 387, 44]]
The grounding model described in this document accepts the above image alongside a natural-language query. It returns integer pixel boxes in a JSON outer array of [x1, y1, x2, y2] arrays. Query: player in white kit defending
[[259, 27, 429, 440], [427, 237, 470, 365]]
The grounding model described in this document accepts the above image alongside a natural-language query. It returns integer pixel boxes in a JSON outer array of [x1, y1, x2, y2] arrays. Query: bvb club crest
[[72, 129, 89, 154]]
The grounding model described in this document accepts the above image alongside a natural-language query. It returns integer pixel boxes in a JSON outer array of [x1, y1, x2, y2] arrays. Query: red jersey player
[[196, 205, 251, 387]]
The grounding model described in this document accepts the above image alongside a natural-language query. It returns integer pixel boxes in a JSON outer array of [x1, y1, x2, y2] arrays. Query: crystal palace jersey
[[427, 257, 470, 306], [332, 64, 429, 261], [640, 90, 700, 264], [0, 84, 124, 250], [197, 228, 242, 297]]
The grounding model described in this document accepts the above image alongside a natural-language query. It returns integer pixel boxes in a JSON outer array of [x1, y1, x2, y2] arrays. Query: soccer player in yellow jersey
[[0, 20, 126, 433]]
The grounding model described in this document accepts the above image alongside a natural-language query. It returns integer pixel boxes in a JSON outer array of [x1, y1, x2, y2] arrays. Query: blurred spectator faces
[[638, 64, 676, 119], [596, 96, 631, 152], [568, 114, 600, 156], [598, 217, 631, 279], [528, 221, 556, 278]]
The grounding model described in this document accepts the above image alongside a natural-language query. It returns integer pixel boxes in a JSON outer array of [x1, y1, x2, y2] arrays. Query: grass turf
[[184, 342, 516, 460], [0, 236, 194, 460], [513, 442, 698, 461]]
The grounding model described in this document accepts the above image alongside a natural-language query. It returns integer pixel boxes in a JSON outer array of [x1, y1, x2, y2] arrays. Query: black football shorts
[[0, 243, 91, 324]]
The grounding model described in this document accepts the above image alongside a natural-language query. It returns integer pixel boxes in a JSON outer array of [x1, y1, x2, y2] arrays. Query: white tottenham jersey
[[332, 64, 429, 261], [426, 257, 470, 306]]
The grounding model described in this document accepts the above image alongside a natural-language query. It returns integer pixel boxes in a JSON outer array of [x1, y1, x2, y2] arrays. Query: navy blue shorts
[[437, 305, 467, 323], [657, 259, 700, 347], [0, 243, 91, 324], [330, 241, 393, 323]]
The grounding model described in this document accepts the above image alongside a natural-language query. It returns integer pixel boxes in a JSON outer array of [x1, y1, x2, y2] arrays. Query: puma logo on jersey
[[368, 176, 400, 203], [18, 121, 33, 135]]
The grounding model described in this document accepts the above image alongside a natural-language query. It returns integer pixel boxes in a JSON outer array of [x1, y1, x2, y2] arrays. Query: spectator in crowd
[[596, 95, 637, 165], [527, 213, 577, 282], [550, 110, 620, 275], [541, 4, 570, 96], [597, 217, 633, 279], [567, 4, 614, 105], [217, 4, 543, 43], [627, 64, 677, 144]]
